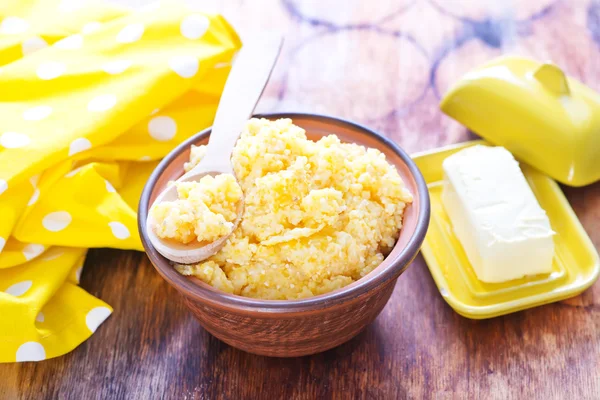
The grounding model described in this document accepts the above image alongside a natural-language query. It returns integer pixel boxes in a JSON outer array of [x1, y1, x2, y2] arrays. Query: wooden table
[[3, 0, 600, 398]]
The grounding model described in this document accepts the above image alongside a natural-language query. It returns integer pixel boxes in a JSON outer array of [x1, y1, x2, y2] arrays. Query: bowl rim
[[138, 112, 430, 313]]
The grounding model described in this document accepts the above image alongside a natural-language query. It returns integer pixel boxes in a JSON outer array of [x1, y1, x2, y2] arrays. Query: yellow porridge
[[150, 174, 242, 243], [173, 118, 413, 300]]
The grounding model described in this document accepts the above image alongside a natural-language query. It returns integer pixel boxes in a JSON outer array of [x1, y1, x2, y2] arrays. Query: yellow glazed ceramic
[[441, 56, 600, 187], [413, 140, 600, 319]]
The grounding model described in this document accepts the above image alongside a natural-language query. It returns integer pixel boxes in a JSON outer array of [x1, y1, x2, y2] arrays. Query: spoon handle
[[200, 35, 283, 173]]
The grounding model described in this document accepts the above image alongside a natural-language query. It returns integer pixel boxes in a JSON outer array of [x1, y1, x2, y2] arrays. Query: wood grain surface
[[2, 0, 600, 399]]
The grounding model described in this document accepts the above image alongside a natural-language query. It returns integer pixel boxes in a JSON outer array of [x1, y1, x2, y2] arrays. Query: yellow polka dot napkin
[[0, 0, 241, 362]]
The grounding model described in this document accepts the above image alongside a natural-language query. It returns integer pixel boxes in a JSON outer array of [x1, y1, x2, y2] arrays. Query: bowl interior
[[139, 113, 430, 312]]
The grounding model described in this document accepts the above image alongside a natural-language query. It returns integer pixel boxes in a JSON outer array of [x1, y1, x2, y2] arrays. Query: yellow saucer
[[413, 140, 600, 319]]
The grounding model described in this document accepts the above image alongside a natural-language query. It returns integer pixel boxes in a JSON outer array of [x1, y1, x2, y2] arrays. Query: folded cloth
[[0, 0, 241, 362]]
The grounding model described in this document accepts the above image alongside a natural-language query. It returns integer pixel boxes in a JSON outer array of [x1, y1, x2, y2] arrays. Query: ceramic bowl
[[138, 113, 430, 357]]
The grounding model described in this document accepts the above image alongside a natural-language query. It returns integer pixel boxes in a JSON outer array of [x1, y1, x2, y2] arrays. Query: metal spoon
[[146, 36, 283, 264]]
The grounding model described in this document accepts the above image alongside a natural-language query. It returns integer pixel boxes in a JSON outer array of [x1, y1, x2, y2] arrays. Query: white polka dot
[[58, 0, 85, 12], [27, 188, 40, 206], [29, 175, 39, 187], [55, 34, 83, 50], [102, 59, 131, 75], [0, 179, 7, 196], [0, 132, 30, 148], [168, 55, 198, 78], [23, 244, 45, 261], [109, 222, 130, 240], [41, 249, 63, 261], [105, 180, 116, 193], [16, 342, 45, 362], [148, 116, 177, 141], [1, 17, 29, 35], [87, 94, 116, 112], [36, 312, 44, 323], [23, 105, 52, 121], [68, 137, 91, 156], [21, 36, 48, 56], [42, 211, 72, 232], [213, 61, 231, 69], [81, 21, 102, 35], [75, 265, 83, 283], [64, 166, 83, 178], [140, 1, 160, 12], [116, 23, 144, 43], [139, 155, 152, 161], [85, 306, 112, 333], [36, 61, 66, 80], [180, 14, 210, 40], [0, 237, 5, 252], [5, 280, 32, 297]]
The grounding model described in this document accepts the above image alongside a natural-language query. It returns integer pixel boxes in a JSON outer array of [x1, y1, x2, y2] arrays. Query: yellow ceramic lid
[[413, 140, 600, 319], [441, 55, 600, 187]]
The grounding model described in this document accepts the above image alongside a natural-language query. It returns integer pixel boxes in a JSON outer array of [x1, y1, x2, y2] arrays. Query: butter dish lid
[[440, 55, 600, 187]]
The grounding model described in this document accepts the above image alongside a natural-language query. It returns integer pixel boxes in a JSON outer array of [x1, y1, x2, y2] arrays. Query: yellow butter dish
[[413, 140, 600, 319], [441, 55, 600, 187]]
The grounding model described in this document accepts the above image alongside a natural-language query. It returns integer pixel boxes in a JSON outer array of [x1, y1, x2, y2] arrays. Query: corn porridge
[[150, 174, 242, 243], [174, 118, 413, 300]]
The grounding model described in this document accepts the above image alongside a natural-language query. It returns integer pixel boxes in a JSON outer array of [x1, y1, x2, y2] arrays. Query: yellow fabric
[[0, 0, 241, 362]]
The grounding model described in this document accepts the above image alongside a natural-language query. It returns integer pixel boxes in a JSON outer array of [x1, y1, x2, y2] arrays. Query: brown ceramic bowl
[[138, 113, 430, 357]]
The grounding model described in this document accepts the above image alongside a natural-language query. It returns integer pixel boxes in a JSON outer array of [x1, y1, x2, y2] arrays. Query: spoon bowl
[[146, 169, 245, 264]]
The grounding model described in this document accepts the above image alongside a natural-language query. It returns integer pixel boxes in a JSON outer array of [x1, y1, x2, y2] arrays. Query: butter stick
[[442, 145, 555, 283]]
